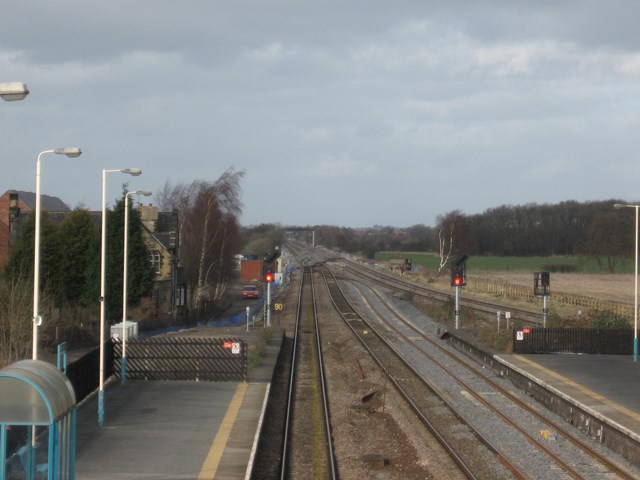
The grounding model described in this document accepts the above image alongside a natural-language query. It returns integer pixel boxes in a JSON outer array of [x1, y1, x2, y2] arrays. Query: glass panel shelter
[[0, 360, 76, 480]]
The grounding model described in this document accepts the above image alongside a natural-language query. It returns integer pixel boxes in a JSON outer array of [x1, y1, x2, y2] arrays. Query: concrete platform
[[74, 327, 283, 480], [498, 353, 640, 441]]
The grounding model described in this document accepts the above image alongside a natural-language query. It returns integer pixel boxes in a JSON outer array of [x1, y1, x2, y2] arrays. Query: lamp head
[[54, 147, 82, 158], [128, 190, 152, 197], [122, 168, 142, 176], [0, 82, 29, 101]]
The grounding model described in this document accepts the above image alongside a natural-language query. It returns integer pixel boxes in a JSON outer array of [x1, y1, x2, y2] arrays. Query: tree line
[[307, 199, 635, 271]]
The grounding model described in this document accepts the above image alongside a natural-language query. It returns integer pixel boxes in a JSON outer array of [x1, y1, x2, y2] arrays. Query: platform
[[498, 353, 640, 441], [73, 327, 283, 480]]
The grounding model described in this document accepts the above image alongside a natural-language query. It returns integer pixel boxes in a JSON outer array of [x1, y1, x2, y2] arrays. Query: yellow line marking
[[198, 382, 248, 480], [514, 355, 640, 422]]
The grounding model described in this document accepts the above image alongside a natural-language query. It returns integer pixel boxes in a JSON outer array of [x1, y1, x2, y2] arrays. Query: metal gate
[[112, 337, 247, 381]]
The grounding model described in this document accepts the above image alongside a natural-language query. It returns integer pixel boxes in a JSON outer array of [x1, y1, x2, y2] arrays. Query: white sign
[[505, 312, 511, 319], [232, 342, 241, 354], [516, 331, 524, 341]]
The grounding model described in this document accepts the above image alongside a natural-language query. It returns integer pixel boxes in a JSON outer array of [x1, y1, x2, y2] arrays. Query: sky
[[2, 1, 640, 228]]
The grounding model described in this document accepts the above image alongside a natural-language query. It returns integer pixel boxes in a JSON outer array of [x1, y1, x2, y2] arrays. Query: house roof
[[9, 190, 71, 212]]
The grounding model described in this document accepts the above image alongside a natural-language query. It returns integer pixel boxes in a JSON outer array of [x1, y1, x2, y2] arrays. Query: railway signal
[[450, 255, 469, 330], [265, 271, 274, 283]]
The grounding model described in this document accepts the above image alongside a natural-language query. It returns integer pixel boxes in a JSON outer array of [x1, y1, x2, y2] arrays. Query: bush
[[588, 310, 631, 329]]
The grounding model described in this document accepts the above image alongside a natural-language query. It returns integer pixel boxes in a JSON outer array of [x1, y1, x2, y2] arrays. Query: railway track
[[321, 264, 640, 479], [340, 255, 544, 325], [280, 266, 337, 479]]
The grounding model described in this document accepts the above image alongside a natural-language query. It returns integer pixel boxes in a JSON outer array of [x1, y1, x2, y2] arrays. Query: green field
[[374, 252, 633, 274]]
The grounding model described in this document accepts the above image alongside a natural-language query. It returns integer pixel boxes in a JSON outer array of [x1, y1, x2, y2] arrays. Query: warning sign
[[516, 331, 524, 341]]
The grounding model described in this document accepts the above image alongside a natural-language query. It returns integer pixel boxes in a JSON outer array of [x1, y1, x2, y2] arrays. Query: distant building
[[138, 204, 184, 319], [0, 190, 71, 267]]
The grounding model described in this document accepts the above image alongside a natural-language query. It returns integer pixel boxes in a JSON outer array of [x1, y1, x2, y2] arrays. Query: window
[[149, 250, 162, 274]]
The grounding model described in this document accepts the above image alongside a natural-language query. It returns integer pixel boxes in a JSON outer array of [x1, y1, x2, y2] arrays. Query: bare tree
[[0, 274, 33, 367], [436, 210, 468, 274], [159, 169, 244, 318]]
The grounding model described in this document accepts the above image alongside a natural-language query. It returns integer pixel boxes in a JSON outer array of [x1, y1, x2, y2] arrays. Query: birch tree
[[436, 210, 469, 273], [158, 169, 244, 318]]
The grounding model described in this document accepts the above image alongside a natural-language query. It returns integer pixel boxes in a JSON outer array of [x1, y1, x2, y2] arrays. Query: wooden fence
[[512, 328, 633, 355], [112, 337, 247, 381], [468, 277, 634, 318]]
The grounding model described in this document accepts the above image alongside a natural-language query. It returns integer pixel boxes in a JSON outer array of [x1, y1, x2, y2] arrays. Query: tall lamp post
[[33, 147, 82, 360], [121, 189, 152, 384], [614, 203, 639, 362], [99, 167, 142, 426], [0, 82, 29, 101]]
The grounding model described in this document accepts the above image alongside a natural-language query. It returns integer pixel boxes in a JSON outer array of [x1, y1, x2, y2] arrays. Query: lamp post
[[614, 203, 639, 362], [32, 147, 82, 360], [121, 189, 152, 384], [99, 167, 142, 426], [0, 82, 29, 101]]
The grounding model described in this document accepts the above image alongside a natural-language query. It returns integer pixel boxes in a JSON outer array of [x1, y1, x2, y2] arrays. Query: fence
[[65, 341, 113, 403], [467, 277, 635, 318], [512, 328, 633, 354], [112, 337, 247, 381]]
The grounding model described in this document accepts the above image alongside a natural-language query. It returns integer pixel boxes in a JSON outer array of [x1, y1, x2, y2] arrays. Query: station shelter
[[0, 360, 76, 480]]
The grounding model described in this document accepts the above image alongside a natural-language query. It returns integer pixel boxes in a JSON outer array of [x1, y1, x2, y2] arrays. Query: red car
[[241, 285, 260, 299]]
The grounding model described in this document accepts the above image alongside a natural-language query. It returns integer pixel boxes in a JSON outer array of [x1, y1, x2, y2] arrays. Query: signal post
[[265, 271, 274, 326], [451, 255, 468, 329]]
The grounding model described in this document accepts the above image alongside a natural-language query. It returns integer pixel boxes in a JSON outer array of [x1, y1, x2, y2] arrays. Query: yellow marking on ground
[[514, 355, 640, 422], [198, 382, 248, 480]]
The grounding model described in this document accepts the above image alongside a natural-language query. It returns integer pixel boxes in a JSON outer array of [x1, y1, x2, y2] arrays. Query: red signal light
[[453, 275, 463, 286], [265, 271, 274, 283]]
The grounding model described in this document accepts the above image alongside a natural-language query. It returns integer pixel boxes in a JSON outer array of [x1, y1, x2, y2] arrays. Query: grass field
[[375, 251, 636, 305], [375, 252, 634, 274]]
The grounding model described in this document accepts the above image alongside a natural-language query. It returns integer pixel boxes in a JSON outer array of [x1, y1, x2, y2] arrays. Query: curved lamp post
[[0, 82, 29, 101], [121, 189, 152, 384], [614, 203, 639, 362], [99, 167, 142, 426], [33, 147, 82, 360]]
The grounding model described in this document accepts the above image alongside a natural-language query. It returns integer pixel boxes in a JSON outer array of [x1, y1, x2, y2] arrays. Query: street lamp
[[33, 147, 82, 360], [121, 189, 152, 384], [99, 167, 142, 426], [0, 82, 29, 101], [614, 203, 639, 362]]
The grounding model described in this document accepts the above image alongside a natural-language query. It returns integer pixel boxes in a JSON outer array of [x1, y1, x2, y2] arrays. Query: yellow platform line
[[198, 382, 248, 480], [514, 355, 640, 422]]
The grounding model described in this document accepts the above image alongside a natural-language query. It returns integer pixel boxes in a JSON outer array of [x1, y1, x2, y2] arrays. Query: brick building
[[0, 190, 71, 267]]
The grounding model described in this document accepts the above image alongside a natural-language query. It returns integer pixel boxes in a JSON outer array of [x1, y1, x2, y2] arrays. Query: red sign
[[223, 341, 233, 349], [523, 327, 531, 334]]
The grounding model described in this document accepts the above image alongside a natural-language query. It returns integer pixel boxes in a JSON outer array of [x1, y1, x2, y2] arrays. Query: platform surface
[[74, 327, 283, 480], [498, 353, 640, 439]]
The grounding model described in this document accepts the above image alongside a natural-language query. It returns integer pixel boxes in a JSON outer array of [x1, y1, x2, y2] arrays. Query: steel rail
[[360, 280, 640, 480], [280, 266, 337, 479]]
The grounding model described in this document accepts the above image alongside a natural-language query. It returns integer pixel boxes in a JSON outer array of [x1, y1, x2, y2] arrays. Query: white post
[[33, 148, 82, 360], [98, 169, 107, 425], [32, 151, 50, 360], [121, 194, 131, 383], [99, 168, 142, 426], [267, 282, 272, 327], [454, 286, 460, 329]]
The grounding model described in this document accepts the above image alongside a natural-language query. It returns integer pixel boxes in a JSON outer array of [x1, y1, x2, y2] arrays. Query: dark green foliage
[[56, 209, 98, 303], [102, 197, 155, 322], [588, 310, 631, 330]]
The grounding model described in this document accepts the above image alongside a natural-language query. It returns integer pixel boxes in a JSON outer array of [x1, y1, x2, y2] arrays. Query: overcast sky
[[2, 1, 640, 227]]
